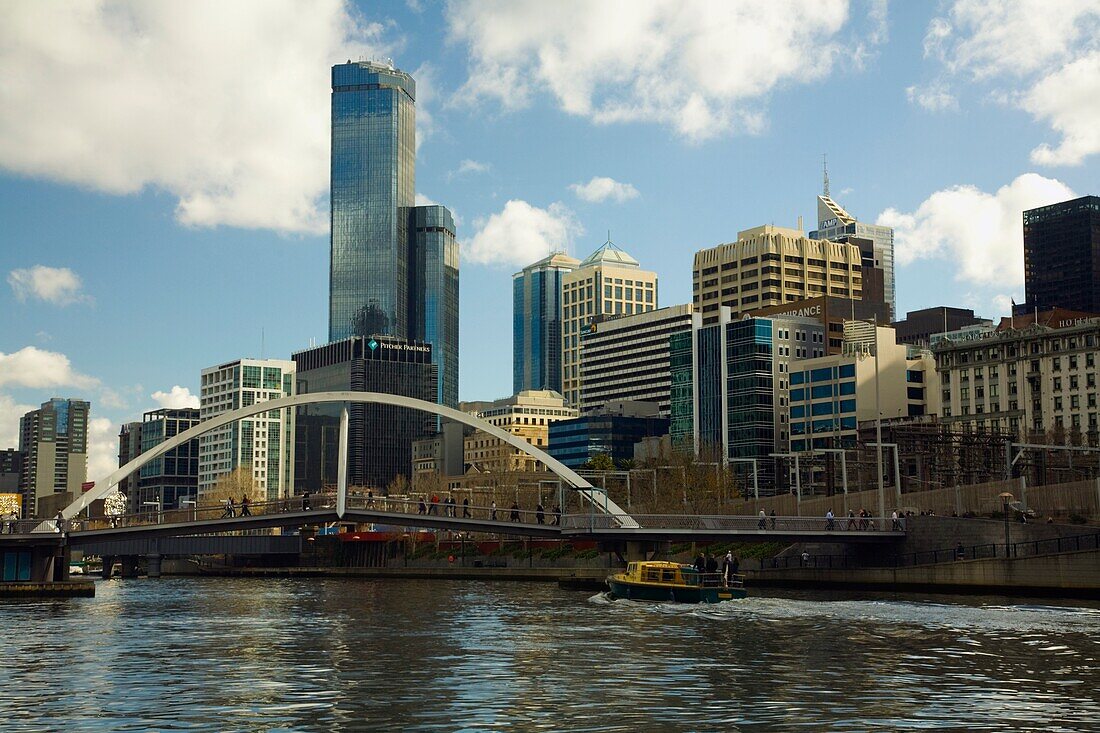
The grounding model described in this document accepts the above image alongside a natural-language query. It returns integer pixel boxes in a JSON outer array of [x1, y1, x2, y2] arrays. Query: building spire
[[822, 153, 830, 198]]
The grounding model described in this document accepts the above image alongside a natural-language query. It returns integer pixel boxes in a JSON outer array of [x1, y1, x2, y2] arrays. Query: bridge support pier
[[120, 556, 140, 578], [605, 540, 671, 564], [146, 553, 162, 579]]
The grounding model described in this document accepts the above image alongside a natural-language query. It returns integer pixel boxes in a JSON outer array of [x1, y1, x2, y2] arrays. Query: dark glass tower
[[409, 206, 459, 408], [1023, 195, 1100, 312], [329, 61, 458, 408], [330, 61, 416, 342], [512, 253, 579, 394]]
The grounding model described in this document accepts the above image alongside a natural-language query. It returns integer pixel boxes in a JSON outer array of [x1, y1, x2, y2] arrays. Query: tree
[[584, 452, 615, 472], [202, 467, 259, 508]]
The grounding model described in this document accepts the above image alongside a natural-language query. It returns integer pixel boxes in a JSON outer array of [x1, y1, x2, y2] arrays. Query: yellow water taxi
[[607, 560, 747, 603]]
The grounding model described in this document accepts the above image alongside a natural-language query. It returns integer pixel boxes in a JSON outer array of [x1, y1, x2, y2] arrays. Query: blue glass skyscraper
[[329, 60, 458, 408], [513, 252, 579, 394]]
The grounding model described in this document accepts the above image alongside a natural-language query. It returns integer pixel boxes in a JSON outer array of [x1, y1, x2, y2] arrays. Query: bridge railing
[[1, 518, 62, 536], [560, 513, 899, 533], [344, 494, 563, 527], [60, 495, 334, 533]]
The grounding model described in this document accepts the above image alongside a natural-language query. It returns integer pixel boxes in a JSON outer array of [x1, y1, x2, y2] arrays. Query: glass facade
[[137, 409, 200, 510], [724, 320, 774, 460], [1023, 195, 1100, 313], [329, 61, 416, 343], [409, 205, 459, 408], [548, 415, 669, 469], [513, 254, 577, 394], [668, 330, 694, 450], [294, 336, 438, 492], [811, 217, 895, 320], [789, 363, 858, 452]]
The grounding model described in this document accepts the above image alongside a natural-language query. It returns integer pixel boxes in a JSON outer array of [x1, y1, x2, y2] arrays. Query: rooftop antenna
[[822, 153, 830, 198]]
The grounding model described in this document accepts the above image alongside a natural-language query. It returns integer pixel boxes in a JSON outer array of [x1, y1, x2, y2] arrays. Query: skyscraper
[[19, 398, 89, 517], [561, 240, 658, 407], [329, 60, 458, 407], [513, 252, 580, 394], [809, 186, 896, 320], [1023, 195, 1100, 313]]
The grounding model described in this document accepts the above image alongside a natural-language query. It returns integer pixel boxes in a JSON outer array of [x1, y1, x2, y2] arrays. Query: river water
[[2, 578, 1098, 731]]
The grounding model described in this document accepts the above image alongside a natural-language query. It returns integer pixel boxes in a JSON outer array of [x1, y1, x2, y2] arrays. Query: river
[[3, 578, 1098, 731]]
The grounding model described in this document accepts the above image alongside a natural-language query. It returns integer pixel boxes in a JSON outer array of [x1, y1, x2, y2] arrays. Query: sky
[[1, 0, 1098, 483]]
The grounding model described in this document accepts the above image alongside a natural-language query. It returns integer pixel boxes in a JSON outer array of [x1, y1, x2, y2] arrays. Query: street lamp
[[141, 500, 162, 524], [727, 458, 760, 501], [812, 449, 848, 514], [999, 491, 1014, 558]]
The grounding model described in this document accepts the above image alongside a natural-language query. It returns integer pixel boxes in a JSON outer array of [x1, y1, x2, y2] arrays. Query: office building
[[548, 402, 669, 469], [809, 190, 896, 320], [0, 449, 21, 493], [935, 311, 1100, 440], [747, 295, 889, 355], [411, 421, 466, 483], [18, 398, 89, 517], [463, 390, 577, 473], [136, 408, 200, 511], [116, 421, 143, 510], [408, 205, 459, 408], [689, 307, 825, 485], [329, 60, 459, 408], [562, 240, 658, 407], [669, 331, 694, 450], [1023, 195, 1100, 313], [293, 336, 437, 492], [514, 252, 580, 394], [788, 326, 939, 452], [893, 306, 991, 347], [580, 304, 692, 416], [693, 225, 863, 326], [198, 359, 295, 501]]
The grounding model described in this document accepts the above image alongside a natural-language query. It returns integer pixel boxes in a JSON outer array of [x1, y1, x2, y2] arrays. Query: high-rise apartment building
[[293, 335, 438, 492], [514, 252, 580, 394], [18, 398, 89, 517], [809, 193, 896, 320], [561, 241, 658, 407], [463, 390, 577, 473], [580, 304, 693, 416], [329, 60, 459, 408], [137, 408, 200, 511], [693, 225, 863, 326], [117, 421, 142, 502], [198, 359, 295, 501], [1023, 195, 1100, 313]]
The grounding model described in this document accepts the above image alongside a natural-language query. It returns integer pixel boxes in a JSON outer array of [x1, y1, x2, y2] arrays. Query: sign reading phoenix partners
[[367, 338, 430, 354]]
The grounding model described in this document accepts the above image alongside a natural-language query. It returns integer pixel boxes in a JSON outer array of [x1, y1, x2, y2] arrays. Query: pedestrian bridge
[[23, 495, 904, 546]]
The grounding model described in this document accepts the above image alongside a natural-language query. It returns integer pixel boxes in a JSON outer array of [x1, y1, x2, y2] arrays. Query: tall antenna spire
[[822, 153, 830, 198]]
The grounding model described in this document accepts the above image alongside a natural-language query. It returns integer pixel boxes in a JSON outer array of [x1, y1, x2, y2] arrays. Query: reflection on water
[[2, 579, 1098, 731]]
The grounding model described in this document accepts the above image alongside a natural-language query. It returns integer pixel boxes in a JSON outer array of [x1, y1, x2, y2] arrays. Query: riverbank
[[0, 580, 95, 598]]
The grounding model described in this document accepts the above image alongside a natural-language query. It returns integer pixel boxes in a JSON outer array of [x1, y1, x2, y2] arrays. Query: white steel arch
[[61, 391, 635, 524]]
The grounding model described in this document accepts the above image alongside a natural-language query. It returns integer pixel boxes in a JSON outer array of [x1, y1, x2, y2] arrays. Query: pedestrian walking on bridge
[[240, 495, 251, 517]]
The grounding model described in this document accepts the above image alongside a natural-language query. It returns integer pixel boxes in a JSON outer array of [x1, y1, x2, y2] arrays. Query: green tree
[[584, 452, 615, 472]]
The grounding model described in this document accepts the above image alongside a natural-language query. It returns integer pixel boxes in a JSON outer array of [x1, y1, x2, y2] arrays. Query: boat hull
[[606, 577, 746, 603]]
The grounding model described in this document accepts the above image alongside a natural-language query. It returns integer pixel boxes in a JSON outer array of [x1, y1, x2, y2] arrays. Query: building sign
[[930, 324, 996, 347], [378, 342, 430, 353], [820, 218, 840, 229], [772, 304, 823, 319]]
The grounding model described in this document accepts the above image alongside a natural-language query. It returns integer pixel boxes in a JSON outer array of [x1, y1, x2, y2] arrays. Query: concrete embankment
[[195, 565, 610, 584], [0, 580, 95, 598], [749, 549, 1100, 599]]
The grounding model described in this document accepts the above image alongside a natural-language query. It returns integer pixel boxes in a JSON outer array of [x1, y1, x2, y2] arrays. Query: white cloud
[[86, 417, 118, 484], [991, 293, 1016, 315], [0, 1, 387, 234], [8, 266, 89, 305], [449, 159, 490, 179], [413, 62, 438, 153], [0, 346, 99, 390], [921, 1, 1100, 165], [152, 385, 200, 409], [569, 176, 640, 203], [464, 200, 582, 267], [446, 0, 857, 141], [0, 395, 36, 449], [415, 193, 439, 207], [877, 173, 1077, 287], [905, 83, 958, 112]]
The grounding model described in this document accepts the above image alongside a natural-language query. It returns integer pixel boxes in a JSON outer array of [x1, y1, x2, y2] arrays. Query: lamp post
[[727, 458, 760, 501], [999, 491, 1014, 558], [769, 453, 801, 515], [813, 449, 848, 514]]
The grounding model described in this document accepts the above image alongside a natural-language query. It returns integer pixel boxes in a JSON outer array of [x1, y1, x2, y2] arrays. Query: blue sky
[[1, 0, 1098, 479]]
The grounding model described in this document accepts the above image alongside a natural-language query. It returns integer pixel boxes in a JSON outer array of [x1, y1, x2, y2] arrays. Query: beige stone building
[[463, 390, 578, 473], [561, 241, 658, 407], [693, 225, 863, 326]]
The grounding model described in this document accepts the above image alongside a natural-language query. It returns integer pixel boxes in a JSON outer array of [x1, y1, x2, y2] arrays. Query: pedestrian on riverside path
[[222, 497, 236, 518], [758, 509, 766, 530], [462, 497, 471, 518], [240, 495, 251, 517], [510, 503, 520, 522], [536, 503, 545, 525], [955, 542, 965, 561]]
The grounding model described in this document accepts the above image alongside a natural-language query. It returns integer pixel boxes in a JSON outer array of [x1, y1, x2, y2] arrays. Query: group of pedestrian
[[3, 511, 18, 534], [693, 550, 741, 587], [221, 495, 252, 518], [756, 508, 777, 529]]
